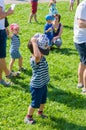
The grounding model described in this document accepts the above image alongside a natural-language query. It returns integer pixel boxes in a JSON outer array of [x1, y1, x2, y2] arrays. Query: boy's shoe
[[0, 79, 12, 86], [18, 67, 26, 72], [77, 83, 84, 88], [37, 111, 48, 119], [82, 89, 86, 93], [24, 116, 36, 124], [6, 72, 19, 79]]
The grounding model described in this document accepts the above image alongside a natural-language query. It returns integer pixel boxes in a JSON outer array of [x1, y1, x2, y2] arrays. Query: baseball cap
[[45, 14, 54, 21], [10, 23, 19, 31], [34, 33, 49, 55]]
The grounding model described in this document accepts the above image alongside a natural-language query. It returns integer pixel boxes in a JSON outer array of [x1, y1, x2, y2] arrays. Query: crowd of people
[[0, 0, 86, 125]]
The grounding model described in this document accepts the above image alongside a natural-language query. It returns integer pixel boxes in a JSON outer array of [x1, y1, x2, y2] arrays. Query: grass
[[0, 1, 86, 130]]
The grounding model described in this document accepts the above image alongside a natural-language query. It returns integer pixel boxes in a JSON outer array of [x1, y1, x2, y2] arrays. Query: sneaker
[[6, 72, 19, 79], [24, 116, 36, 124], [82, 89, 86, 93], [77, 83, 84, 88], [37, 111, 48, 119], [18, 67, 26, 72], [0, 79, 12, 86]]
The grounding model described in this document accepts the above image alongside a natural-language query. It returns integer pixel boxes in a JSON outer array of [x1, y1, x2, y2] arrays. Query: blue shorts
[[75, 42, 86, 65], [30, 85, 47, 108], [10, 50, 21, 59], [0, 30, 7, 58]]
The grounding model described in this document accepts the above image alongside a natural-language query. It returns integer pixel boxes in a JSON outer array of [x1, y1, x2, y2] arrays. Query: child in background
[[49, 0, 58, 16], [28, 0, 38, 23], [9, 23, 25, 72], [24, 33, 50, 124], [44, 14, 54, 47], [69, 0, 74, 11]]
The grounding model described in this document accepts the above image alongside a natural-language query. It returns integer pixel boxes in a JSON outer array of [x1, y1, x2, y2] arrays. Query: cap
[[45, 14, 54, 21], [34, 33, 49, 55], [10, 23, 19, 31]]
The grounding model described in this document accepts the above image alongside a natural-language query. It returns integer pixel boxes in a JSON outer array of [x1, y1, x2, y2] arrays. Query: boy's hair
[[54, 14, 61, 22], [27, 40, 33, 54]]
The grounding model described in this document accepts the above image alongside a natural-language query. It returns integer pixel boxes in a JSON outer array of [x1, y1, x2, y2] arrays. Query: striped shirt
[[10, 34, 20, 52], [30, 56, 50, 88]]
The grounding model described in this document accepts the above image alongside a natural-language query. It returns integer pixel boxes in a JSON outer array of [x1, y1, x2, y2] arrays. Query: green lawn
[[0, 2, 86, 130]]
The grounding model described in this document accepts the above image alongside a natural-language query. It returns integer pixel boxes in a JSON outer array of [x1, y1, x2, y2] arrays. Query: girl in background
[[69, 0, 74, 11], [9, 23, 25, 72], [49, 0, 58, 16]]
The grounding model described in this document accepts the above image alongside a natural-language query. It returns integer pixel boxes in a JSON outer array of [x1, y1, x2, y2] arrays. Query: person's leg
[[38, 85, 48, 118], [76, 0, 79, 6], [0, 58, 10, 76], [78, 62, 86, 85], [0, 65, 3, 81], [28, 13, 34, 23], [33, 13, 38, 23], [9, 58, 15, 72], [18, 57, 22, 70], [27, 105, 35, 116], [83, 69, 86, 91]]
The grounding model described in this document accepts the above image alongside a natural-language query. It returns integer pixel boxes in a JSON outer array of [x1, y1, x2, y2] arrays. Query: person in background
[[9, 23, 25, 72], [24, 33, 50, 124], [76, 0, 80, 6], [0, 0, 17, 86], [44, 14, 54, 47], [69, 0, 74, 11], [74, 0, 86, 93], [49, 0, 58, 16], [52, 14, 63, 48], [28, 0, 38, 23]]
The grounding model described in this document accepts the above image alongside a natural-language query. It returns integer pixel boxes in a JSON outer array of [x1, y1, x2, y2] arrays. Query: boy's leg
[[24, 105, 36, 124], [18, 57, 22, 70], [9, 58, 15, 72]]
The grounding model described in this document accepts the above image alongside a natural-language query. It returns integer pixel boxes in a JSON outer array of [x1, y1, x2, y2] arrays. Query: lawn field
[[0, 1, 86, 130]]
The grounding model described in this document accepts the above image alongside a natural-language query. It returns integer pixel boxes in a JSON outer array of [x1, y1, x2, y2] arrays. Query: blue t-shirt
[[30, 56, 50, 88], [44, 23, 53, 41]]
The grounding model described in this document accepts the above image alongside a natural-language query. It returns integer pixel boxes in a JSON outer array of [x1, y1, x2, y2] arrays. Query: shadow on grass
[[50, 47, 78, 56], [63, 25, 73, 30], [48, 84, 86, 109], [48, 117, 86, 130]]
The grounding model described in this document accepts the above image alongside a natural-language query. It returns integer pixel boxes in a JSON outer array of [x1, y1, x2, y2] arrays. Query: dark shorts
[[0, 30, 7, 58], [30, 85, 47, 108], [74, 42, 86, 65], [31, 1, 38, 14]]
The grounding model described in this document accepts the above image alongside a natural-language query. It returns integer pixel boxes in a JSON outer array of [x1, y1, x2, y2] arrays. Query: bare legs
[[0, 58, 10, 80], [27, 104, 45, 116], [9, 57, 23, 71], [28, 13, 38, 23], [78, 62, 86, 90]]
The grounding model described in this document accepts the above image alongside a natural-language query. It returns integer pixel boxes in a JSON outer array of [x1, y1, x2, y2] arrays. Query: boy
[[24, 33, 50, 124], [44, 14, 54, 47]]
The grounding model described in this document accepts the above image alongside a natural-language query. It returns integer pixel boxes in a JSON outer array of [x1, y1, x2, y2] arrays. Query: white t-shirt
[[0, 0, 5, 30], [74, 0, 86, 43]]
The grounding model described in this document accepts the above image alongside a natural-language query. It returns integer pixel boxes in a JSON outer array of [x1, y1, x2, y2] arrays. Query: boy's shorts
[[75, 42, 86, 65], [10, 50, 21, 59], [0, 30, 7, 58], [30, 85, 47, 108], [31, 1, 38, 14]]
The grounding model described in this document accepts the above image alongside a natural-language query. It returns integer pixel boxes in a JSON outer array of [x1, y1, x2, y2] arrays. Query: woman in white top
[[0, 0, 16, 86]]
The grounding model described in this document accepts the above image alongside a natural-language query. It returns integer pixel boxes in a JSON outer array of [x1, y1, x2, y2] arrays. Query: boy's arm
[[31, 38, 41, 63]]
